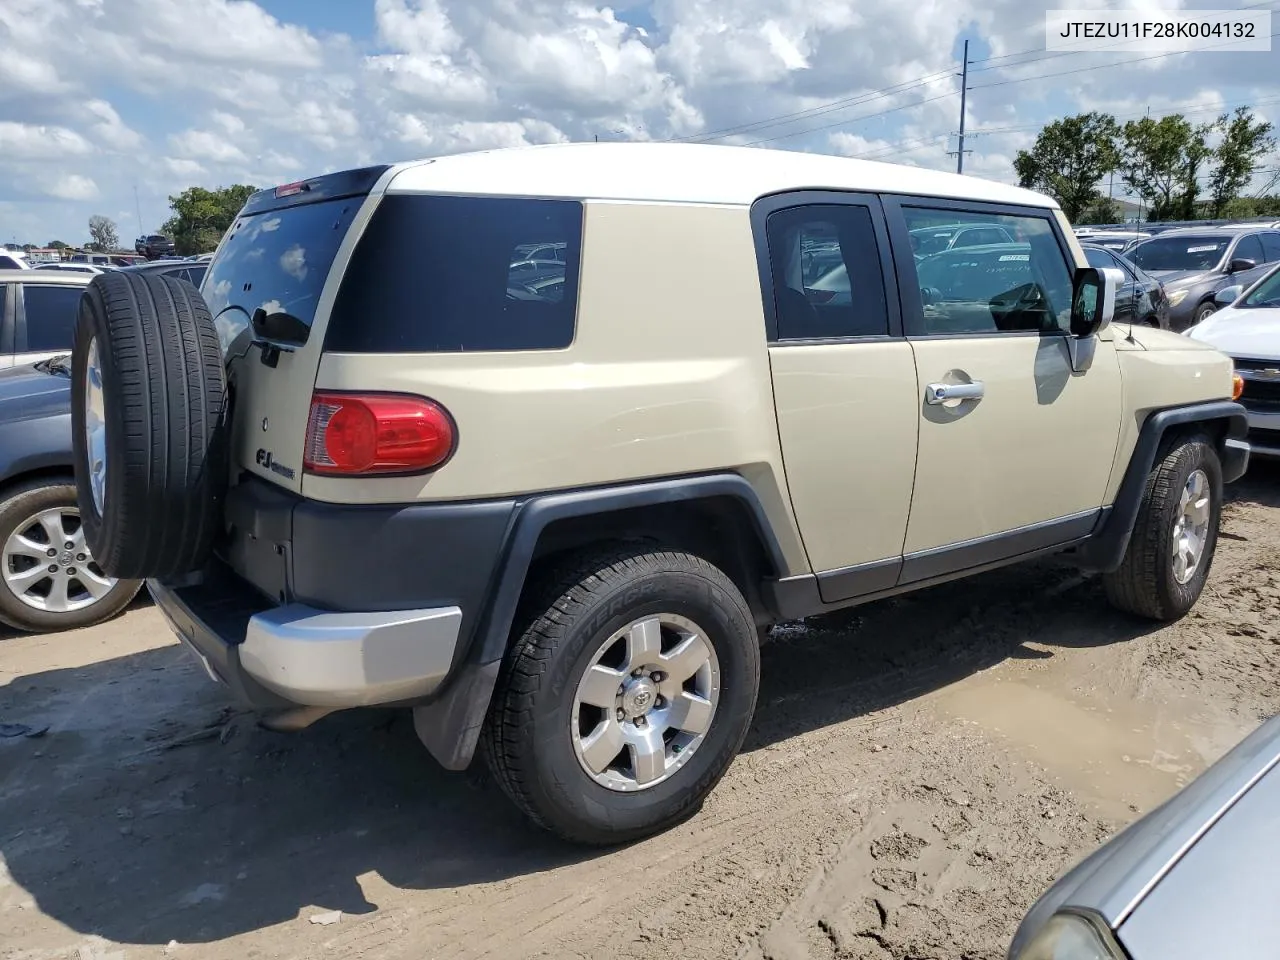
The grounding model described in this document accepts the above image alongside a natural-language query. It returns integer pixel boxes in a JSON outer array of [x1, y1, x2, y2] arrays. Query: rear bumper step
[[149, 576, 463, 709]]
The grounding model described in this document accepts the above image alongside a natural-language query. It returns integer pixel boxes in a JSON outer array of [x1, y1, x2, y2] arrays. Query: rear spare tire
[[71, 271, 228, 580]]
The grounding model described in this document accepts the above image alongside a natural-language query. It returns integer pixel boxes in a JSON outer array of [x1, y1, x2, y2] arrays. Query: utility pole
[[947, 40, 972, 174], [133, 185, 144, 233]]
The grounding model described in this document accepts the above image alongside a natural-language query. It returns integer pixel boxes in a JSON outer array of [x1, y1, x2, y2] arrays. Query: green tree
[[48, 240, 68, 249], [1208, 107, 1275, 217], [1078, 196, 1123, 225], [162, 184, 256, 255], [1120, 115, 1212, 221], [1014, 112, 1121, 222], [88, 215, 119, 252]]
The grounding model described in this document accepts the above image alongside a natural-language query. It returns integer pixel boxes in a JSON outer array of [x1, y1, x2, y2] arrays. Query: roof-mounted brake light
[[274, 181, 310, 198]]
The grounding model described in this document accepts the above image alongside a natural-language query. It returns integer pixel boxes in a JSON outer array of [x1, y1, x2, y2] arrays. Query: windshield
[[1128, 237, 1228, 271], [1241, 268, 1280, 308], [202, 197, 361, 354]]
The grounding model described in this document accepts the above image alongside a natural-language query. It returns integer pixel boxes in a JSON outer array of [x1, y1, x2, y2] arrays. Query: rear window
[[325, 194, 582, 353], [1128, 237, 1228, 271], [202, 197, 361, 346]]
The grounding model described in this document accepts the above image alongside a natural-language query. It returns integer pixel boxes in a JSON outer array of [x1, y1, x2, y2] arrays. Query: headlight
[[1167, 289, 1190, 307], [1014, 912, 1127, 960]]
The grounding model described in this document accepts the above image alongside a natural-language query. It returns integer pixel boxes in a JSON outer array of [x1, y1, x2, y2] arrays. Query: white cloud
[[44, 174, 99, 201], [0, 122, 93, 159], [169, 129, 248, 164], [164, 157, 208, 177], [0, 0, 1275, 242]]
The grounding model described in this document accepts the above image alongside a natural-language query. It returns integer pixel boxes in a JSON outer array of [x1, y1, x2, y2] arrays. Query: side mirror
[[1071, 266, 1118, 338], [1215, 285, 1244, 307], [1229, 258, 1257, 273]]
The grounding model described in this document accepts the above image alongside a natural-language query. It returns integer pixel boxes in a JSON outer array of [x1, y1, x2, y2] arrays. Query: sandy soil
[[2, 461, 1278, 960]]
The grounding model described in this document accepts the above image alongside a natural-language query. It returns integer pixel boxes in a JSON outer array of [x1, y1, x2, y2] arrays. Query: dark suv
[[1126, 227, 1280, 330], [134, 234, 176, 260]]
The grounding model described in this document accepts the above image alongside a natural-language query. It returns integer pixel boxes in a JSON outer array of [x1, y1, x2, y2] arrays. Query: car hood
[[1185, 306, 1280, 360], [1008, 715, 1280, 958], [1148, 269, 1214, 287], [1116, 324, 1220, 352], [0, 361, 71, 405]]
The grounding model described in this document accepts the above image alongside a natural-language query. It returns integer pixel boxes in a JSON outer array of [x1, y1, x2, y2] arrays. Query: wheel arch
[[1075, 400, 1248, 573], [412, 472, 789, 771]]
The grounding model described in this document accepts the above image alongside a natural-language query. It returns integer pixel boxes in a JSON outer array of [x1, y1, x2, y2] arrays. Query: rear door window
[[202, 198, 362, 341], [326, 195, 583, 353], [1235, 234, 1266, 266], [764, 202, 891, 340], [1260, 233, 1280, 263], [21, 284, 82, 352]]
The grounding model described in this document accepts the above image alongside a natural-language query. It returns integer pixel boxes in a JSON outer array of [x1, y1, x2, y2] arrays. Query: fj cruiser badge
[[255, 448, 296, 480]]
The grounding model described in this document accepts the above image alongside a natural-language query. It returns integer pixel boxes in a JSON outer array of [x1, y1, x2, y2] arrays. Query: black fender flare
[[412, 472, 788, 770], [1076, 400, 1248, 573]]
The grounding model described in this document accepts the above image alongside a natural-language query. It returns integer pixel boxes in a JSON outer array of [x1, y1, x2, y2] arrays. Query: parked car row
[[1074, 224, 1280, 331], [0, 256, 214, 633]]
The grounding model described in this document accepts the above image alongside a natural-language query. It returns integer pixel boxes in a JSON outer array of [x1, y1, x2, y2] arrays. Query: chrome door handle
[[925, 381, 984, 404]]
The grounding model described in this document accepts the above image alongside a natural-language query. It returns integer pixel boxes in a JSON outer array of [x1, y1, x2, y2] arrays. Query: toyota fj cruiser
[[70, 142, 1249, 844]]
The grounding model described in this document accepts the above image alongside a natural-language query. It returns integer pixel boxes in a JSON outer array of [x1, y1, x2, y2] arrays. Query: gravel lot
[[3, 461, 1279, 960]]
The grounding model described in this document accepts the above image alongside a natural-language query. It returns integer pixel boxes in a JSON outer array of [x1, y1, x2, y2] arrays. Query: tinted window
[[1234, 234, 1265, 266], [1083, 247, 1112, 269], [1128, 236, 1229, 271], [327, 195, 582, 353], [1262, 234, 1280, 263], [203, 197, 361, 350], [23, 284, 83, 351], [903, 207, 1073, 335], [186, 265, 207, 288], [765, 204, 889, 340], [0, 256, 22, 270], [956, 227, 1008, 247]]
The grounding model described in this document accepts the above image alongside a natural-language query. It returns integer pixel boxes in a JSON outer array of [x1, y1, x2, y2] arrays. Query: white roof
[[385, 141, 1056, 210]]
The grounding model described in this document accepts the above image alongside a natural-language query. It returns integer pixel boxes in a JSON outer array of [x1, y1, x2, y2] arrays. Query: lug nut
[[48, 565, 58, 573], [635, 716, 648, 728], [76, 553, 86, 562], [64, 542, 74, 550], [654, 696, 666, 708], [46, 548, 56, 558], [616, 709, 625, 722], [632, 669, 645, 678], [651, 671, 666, 683], [67, 567, 77, 576]]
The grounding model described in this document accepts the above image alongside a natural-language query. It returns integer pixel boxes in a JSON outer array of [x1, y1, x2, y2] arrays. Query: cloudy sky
[[1, 0, 1277, 247]]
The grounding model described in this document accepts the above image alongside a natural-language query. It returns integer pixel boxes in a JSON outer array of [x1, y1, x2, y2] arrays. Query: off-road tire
[[70, 270, 227, 580], [483, 544, 760, 845], [1103, 435, 1222, 621], [0, 480, 143, 633]]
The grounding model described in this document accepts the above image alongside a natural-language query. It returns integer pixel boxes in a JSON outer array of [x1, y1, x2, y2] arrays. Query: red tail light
[[304, 393, 455, 476]]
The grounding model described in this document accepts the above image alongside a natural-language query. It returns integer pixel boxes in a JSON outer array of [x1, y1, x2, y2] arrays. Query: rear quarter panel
[[307, 200, 809, 575]]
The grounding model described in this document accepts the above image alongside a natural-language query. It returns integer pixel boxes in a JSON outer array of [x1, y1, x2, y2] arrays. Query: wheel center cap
[[621, 677, 658, 720], [59, 551, 74, 567]]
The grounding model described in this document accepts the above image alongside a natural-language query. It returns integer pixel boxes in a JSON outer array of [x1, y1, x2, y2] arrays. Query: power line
[[969, 94, 1280, 137], [970, 31, 1280, 90], [670, 10, 1280, 150], [742, 91, 958, 147], [674, 69, 955, 144]]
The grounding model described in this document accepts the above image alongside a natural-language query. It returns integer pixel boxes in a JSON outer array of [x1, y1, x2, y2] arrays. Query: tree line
[[29, 184, 259, 256], [1014, 107, 1276, 224]]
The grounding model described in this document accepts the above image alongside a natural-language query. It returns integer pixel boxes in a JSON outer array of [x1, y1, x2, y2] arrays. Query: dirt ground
[[3, 461, 1279, 960]]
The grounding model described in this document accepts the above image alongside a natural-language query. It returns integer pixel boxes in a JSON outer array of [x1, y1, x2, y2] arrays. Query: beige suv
[[68, 143, 1249, 844]]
